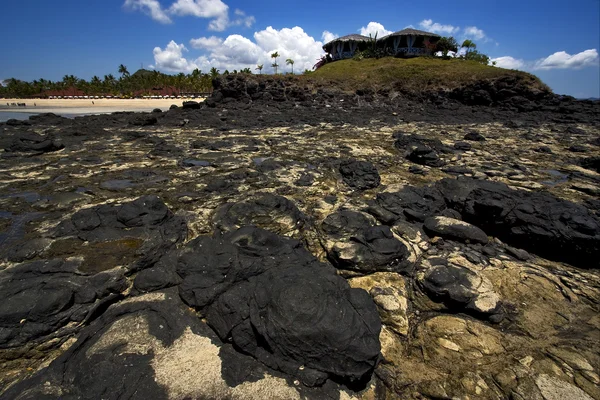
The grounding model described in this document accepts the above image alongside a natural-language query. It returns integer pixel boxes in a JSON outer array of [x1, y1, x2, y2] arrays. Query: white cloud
[[168, 0, 228, 18], [124, 0, 172, 24], [153, 26, 326, 74], [359, 22, 393, 38], [419, 19, 459, 35], [321, 30, 338, 44], [190, 36, 223, 49], [152, 41, 200, 73], [124, 0, 254, 31], [463, 26, 486, 41], [534, 49, 599, 70], [232, 9, 255, 28], [490, 56, 525, 70]]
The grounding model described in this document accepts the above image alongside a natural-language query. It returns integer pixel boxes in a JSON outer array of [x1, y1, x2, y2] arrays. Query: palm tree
[[61, 75, 78, 96], [90, 76, 102, 95], [103, 74, 117, 95], [271, 52, 280, 74], [255, 64, 263, 74], [285, 58, 295, 74], [461, 40, 477, 56], [210, 67, 220, 79], [175, 72, 186, 96], [118, 64, 130, 78]]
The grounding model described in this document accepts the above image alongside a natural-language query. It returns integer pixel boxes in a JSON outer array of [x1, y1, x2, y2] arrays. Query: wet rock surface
[[0, 82, 599, 399]]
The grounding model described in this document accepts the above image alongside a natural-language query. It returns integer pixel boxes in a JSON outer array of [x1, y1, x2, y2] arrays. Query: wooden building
[[378, 28, 441, 57], [322, 34, 371, 61], [322, 28, 441, 61]]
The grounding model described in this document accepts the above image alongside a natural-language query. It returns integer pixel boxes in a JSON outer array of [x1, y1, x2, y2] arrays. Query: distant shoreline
[[0, 98, 203, 115]]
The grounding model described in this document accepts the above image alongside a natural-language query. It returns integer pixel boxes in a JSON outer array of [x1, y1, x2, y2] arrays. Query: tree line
[[432, 38, 493, 65], [1, 56, 301, 99], [1, 65, 232, 99]]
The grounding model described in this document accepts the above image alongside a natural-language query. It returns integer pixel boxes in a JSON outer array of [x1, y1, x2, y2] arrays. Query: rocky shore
[[0, 75, 599, 399]]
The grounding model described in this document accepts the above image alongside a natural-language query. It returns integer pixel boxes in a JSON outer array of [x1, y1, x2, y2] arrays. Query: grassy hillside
[[305, 57, 550, 94]]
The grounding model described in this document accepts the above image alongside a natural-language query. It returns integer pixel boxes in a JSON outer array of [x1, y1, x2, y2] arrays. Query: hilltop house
[[378, 28, 441, 56], [322, 34, 371, 61], [322, 28, 441, 61]]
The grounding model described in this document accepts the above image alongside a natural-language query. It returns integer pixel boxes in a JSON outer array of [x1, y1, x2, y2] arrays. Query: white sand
[[0, 98, 203, 115]]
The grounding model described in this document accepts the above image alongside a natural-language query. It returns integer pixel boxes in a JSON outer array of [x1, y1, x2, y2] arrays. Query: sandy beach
[[0, 98, 202, 116]]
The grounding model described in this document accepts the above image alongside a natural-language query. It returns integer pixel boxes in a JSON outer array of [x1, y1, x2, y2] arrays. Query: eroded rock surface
[[177, 226, 382, 387], [1, 84, 599, 399], [320, 210, 413, 275]]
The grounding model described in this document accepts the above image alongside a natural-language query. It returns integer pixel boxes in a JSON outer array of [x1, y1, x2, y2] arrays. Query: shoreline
[[0, 98, 202, 116]]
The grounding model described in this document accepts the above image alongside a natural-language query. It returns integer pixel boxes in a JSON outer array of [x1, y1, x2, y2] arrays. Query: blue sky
[[1, 0, 599, 97]]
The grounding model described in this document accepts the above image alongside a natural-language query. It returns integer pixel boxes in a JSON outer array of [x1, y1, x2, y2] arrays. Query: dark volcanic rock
[[294, 173, 314, 186], [419, 264, 501, 317], [407, 145, 445, 167], [569, 145, 588, 153], [320, 210, 413, 274], [339, 159, 381, 190], [181, 159, 211, 167], [3, 131, 64, 153], [182, 101, 201, 109], [368, 186, 447, 224], [579, 156, 600, 173], [370, 178, 600, 268], [442, 166, 473, 175], [408, 165, 427, 175], [0, 289, 219, 400], [454, 141, 472, 151], [133, 262, 182, 293], [5, 119, 31, 126], [463, 131, 486, 141], [535, 146, 553, 153], [52, 195, 187, 273], [438, 178, 600, 269], [191, 139, 233, 150], [129, 114, 158, 126], [212, 193, 306, 236], [424, 216, 489, 244], [0, 259, 126, 348], [176, 226, 382, 386]]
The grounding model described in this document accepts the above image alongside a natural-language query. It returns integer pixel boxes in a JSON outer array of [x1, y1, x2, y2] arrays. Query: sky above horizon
[[1, 0, 599, 98]]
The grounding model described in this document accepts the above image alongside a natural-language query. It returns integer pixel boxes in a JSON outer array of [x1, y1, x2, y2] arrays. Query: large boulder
[[0, 289, 306, 400], [438, 178, 600, 268], [0, 259, 126, 348], [212, 193, 306, 237], [176, 226, 382, 386], [418, 263, 501, 317], [406, 145, 445, 167], [369, 178, 600, 268], [2, 131, 64, 153], [320, 210, 413, 275], [339, 159, 381, 190]]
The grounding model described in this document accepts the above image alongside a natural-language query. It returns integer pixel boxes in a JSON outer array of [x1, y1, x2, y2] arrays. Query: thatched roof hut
[[323, 34, 371, 60], [379, 28, 441, 56]]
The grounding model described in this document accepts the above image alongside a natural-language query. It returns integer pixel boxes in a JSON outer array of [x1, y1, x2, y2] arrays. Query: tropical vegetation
[[1, 66, 224, 98]]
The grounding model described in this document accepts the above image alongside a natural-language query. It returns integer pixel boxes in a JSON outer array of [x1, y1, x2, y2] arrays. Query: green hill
[[306, 57, 549, 94]]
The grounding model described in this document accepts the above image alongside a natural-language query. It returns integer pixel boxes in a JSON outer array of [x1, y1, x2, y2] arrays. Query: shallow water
[[541, 169, 569, 186], [0, 112, 37, 122], [0, 106, 163, 122]]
